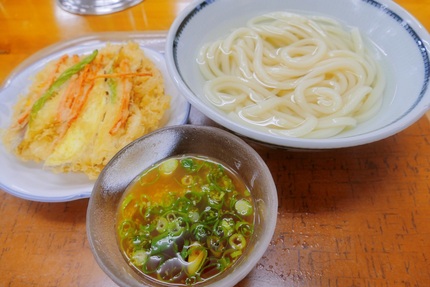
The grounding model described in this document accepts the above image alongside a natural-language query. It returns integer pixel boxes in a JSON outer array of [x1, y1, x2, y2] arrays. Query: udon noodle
[[197, 12, 385, 138]]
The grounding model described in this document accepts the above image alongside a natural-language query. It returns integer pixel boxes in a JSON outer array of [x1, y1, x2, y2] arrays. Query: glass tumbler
[[57, 0, 143, 15]]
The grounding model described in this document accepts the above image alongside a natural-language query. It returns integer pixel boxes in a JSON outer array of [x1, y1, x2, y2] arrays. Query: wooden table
[[1, 1, 430, 286]]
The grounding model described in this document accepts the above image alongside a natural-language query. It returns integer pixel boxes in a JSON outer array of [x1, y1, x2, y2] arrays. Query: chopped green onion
[[131, 250, 148, 267], [184, 191, 202, 206], [217, 257, 231, 272], [234, 199, 253, 216], [229, 233, 247, 250], [181, 175, 194, 186], [230, 250, 242, 258], [159, 158, 179, 175], [207, 236, 225, 258], [181, 158, 202, 172], [118, 219, 136, 238], [156, 217, 168, 233], [219, 218, 234, 237], [120, 194, 133, 213], [235, 221, 254, 237], [188, 211, 200, 222]]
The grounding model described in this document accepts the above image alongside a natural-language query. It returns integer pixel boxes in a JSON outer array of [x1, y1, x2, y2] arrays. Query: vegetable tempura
[[3, 42, 170, 179]]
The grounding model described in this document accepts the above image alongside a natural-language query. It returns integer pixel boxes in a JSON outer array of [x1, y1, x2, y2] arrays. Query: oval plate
[[0, 32, 190, 202]]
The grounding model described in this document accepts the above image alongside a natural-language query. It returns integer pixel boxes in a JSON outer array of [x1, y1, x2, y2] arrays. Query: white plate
[[0, 32, 190, 202]]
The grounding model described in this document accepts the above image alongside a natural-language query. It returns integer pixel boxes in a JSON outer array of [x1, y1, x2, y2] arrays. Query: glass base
[[57, 0, 144, 15]]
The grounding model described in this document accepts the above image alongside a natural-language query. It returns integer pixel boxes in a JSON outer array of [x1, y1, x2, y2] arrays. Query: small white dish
[[0, 32, 190, 202], [166, 0, 430, 149]]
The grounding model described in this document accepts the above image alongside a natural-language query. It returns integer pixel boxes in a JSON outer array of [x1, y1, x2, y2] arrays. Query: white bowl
[[166, 0, 430, 149]]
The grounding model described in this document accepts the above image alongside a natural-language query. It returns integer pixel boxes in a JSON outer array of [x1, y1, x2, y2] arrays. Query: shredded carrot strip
[[109, 60, 133, 135], [15, 55, 70, 127], [53, 68, 86, 142], [69, 69, 96, 123], [54, 56, 101, 137], [56, 54, 104, 126], [92, 72, 152, 80], [56, 66, 88, 122], [57, 74, 81, 121]]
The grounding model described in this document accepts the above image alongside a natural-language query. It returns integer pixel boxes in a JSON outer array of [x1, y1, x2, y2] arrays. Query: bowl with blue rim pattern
[[165, 0, 430, 149]]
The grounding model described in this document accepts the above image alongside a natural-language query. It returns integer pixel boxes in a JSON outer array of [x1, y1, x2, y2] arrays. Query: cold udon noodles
[[197, 12, 385, 138]]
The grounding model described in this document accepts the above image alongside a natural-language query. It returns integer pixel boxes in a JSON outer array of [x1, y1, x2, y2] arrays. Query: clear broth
[[116, 154, 255, 285]]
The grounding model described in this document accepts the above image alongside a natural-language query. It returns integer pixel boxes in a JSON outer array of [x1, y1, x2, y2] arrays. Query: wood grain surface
[[1, 1, 430, 286]]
